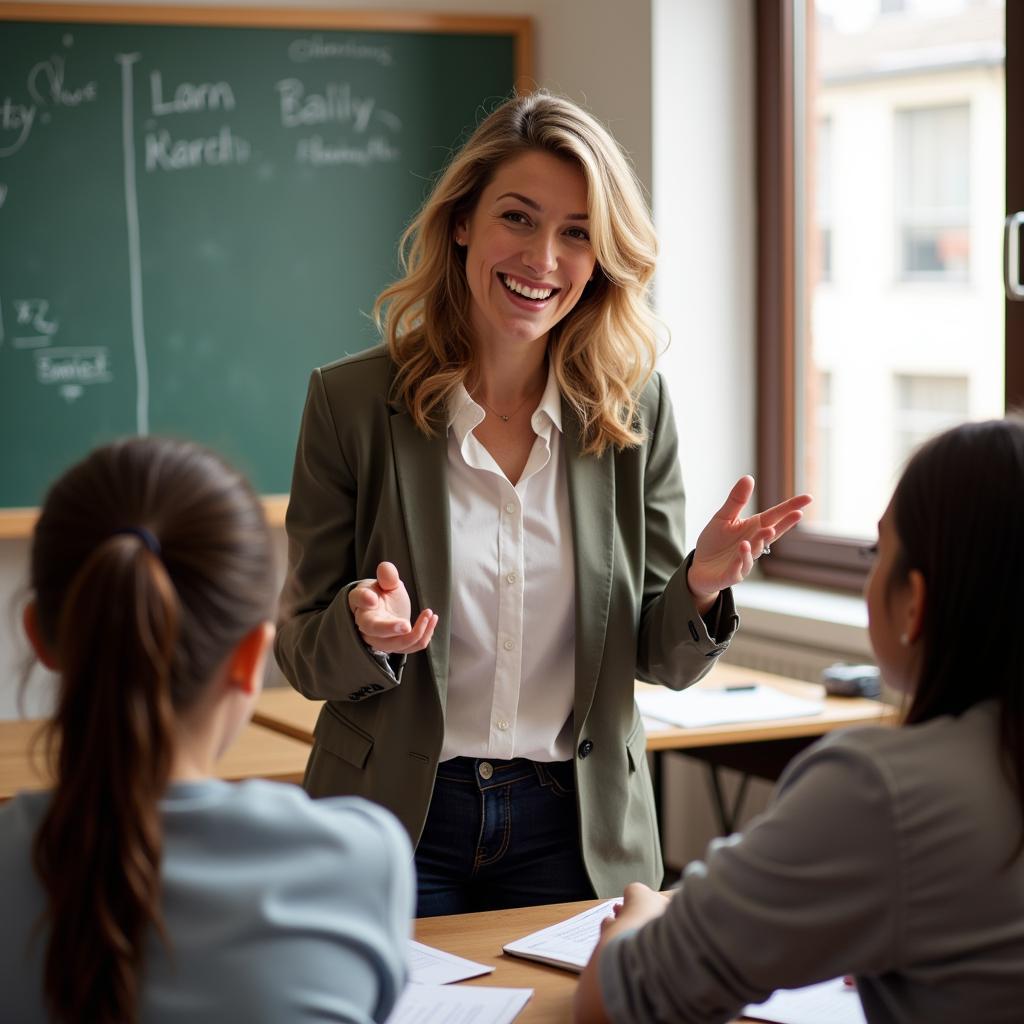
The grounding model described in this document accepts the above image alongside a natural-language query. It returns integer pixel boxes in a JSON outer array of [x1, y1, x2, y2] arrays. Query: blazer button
[[577, 739, 594, 759]]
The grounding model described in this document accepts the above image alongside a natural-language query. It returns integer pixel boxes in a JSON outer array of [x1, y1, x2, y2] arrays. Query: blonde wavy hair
[[374, 91, 660, 456]]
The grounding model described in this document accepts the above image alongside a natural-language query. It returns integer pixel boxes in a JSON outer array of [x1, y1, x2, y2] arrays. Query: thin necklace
[[473, 388, 540, 423]]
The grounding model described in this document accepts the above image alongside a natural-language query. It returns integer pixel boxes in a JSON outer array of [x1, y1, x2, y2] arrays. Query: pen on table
[[723, 685, 757, 693]]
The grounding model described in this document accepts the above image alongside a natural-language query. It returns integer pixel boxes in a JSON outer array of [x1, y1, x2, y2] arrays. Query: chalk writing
[[296, 134, 400, 167], [28, 56, 97, 109], [12, 297, 58, 347], [276, 79, 385, 132], [150, 71, 235, 115], [287, 35, 393, 67], [35, 346, 111, 387], [145, 125, 251, 171], [0, 97, 35, 158]]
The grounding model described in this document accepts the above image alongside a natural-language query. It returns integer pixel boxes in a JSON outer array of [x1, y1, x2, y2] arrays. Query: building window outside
[[895, 104, 971, 281], [756, 0, 1006, 589], [894, 373, 969, 465]]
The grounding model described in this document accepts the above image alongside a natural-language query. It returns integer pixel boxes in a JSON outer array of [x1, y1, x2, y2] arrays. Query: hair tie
[[113, 526, 162, 556]]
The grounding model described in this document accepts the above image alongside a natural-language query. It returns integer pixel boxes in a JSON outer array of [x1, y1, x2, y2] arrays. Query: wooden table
[[0, 718, 311, 803], [415, 897, 754, 1023], [255, 662, 894, 748], [255, 663, 895, 833]]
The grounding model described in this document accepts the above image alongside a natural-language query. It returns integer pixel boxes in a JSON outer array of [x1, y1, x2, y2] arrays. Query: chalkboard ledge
[[0, 496, 290, 539]]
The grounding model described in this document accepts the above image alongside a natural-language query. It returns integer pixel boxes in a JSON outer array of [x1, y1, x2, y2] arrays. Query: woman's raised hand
[[348, 561, 439, 655], [687, 476, 812, 610]]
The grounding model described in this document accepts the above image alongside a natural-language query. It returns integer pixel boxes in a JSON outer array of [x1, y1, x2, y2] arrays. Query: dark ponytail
[[28, 438, 276, 1024]]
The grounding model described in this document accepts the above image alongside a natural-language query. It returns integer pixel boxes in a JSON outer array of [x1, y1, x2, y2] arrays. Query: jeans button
[[577, 739, 594, 759], [479, 761, 494, 780]]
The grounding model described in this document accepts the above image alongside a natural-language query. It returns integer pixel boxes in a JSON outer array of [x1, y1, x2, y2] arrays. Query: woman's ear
[[225, 621, 275, 697], [23, 601, 59, 671], [454, 219, 468, 247], [903, 568, 927, 646]]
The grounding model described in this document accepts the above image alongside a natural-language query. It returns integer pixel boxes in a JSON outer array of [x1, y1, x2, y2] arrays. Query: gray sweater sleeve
[[598, 732, 904, 1023]]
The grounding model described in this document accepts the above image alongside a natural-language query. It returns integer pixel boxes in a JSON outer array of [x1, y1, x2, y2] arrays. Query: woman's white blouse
[[442, 365, 576, 763]]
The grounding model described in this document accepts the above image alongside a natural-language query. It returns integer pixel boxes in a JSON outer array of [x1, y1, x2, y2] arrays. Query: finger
[[355, 609, 411, 640], [713, 475, 755, 523], [765, 510, 804, 540], [376, 561, 402, 594], [380, 610, 439, 655], [348, 585, 380, 612], [760, 493, 813, 524]]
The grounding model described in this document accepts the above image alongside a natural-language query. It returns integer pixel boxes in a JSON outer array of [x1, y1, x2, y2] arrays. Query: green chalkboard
[[0, 5, 530, 518]]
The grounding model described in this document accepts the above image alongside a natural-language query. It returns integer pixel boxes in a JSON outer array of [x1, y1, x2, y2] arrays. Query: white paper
[[384, 984, 532, 1024], [502, 899, 620, 972], [636, 685, 823, 729], [743, 978, 867, 1024], [407, 939, 495, 985]]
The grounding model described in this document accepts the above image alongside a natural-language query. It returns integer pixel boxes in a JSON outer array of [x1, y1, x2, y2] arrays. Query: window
[[757, 0, 1012, 590], [894, 373, 969, 464], [895, 105, 970, 280]]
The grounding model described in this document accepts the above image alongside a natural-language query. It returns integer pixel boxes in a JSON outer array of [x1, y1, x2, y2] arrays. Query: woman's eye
[[502, 211, 530, 226], [859, 543, 879, 559], [566, 227, 591, 242]]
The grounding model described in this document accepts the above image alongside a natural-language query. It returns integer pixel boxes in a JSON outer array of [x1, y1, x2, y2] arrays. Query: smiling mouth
[[501, 274, 558, 302]]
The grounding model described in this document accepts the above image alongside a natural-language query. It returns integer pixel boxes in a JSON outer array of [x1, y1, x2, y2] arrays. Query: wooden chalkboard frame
[[0, 3, 533, 537]]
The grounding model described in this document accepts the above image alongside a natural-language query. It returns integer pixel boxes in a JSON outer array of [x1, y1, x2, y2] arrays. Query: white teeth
[[502, 274, 554, 301]]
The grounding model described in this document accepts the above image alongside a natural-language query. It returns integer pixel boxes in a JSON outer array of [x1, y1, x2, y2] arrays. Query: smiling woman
[[274, 91, 811, 919]]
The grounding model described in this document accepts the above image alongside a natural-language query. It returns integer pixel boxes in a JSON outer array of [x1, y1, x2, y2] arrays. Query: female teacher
[[274, 91, 810, 917]]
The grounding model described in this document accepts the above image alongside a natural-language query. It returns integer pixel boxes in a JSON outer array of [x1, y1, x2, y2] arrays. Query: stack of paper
[[636, 684, 823, 729], [407, 940, 495, 985]]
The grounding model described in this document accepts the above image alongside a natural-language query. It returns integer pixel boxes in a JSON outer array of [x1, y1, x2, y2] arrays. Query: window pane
[[802, 0, 1005, 540]]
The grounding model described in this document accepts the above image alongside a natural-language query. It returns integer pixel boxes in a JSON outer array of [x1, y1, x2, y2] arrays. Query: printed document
[[385, 984, 532, 1024], [744, 978, 867, 1024], [502, 899, 620, 972], [408, 940, 495, 985], [636, 684, 823, 729]]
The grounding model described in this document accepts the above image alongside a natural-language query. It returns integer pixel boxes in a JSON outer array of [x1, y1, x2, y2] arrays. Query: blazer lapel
[[563, 399, 615, 740], [390, 409, 452, 706]]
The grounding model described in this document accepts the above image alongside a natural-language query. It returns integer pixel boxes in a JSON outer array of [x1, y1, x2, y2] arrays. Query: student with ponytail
[[0, 438, 413, 1024]]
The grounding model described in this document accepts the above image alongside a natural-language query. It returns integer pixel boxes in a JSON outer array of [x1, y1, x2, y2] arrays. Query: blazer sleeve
[[598, 733, 903, 1023], [635, 374, 738, 688], [274, 368, 405, 702]]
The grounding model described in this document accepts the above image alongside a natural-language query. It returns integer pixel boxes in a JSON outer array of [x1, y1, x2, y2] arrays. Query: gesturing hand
[[687, 476, 812, 611], [348, 561, 438, 655]]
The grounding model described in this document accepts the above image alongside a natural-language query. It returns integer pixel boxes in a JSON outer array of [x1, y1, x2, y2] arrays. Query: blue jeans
[[414, 756, 595, 917]]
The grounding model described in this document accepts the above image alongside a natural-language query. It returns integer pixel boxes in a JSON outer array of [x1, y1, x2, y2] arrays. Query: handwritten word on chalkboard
[[0, 6, 530, 525]]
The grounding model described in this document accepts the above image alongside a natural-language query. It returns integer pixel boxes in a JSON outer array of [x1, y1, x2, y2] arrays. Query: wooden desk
[[0, 719, 310, 803], [415, 897, 754, 1023], [255, 662, 895, 756], [255, 663, 895, 837]]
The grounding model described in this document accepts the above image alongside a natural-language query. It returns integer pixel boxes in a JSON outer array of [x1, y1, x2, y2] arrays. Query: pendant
[[500, 414, 510, 422]]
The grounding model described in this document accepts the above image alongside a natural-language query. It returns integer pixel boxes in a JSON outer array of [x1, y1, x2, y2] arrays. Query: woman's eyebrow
[[495, 191, 589, 220]]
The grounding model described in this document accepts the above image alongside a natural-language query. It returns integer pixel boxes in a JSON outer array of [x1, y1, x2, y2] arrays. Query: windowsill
[[735, 574, 871, 658]]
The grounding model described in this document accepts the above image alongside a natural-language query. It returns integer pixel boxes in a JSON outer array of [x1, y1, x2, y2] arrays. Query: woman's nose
[[522, 233, 558, 274]]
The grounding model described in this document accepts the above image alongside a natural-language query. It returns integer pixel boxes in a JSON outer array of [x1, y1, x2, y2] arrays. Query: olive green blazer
[[274, 346, 737, 897]]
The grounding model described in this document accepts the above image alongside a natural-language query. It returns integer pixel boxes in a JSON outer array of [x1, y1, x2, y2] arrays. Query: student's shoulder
[[227, 780, 412, 859]]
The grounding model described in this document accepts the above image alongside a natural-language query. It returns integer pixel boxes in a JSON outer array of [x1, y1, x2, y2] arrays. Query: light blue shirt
[[0, 779, 414, 1023]]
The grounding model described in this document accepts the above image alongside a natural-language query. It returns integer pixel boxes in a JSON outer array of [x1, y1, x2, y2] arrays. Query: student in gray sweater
[[575, 416, 1024, 1024], [1, 438, 413, 1024]]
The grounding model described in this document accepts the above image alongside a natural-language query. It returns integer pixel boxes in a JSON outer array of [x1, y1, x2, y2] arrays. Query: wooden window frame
[[756, 0, 1024, 592]]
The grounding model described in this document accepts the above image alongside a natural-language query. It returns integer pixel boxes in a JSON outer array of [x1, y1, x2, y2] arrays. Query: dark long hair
[[27, 438, 276, 1024], [893, 417, 1024, 844]]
